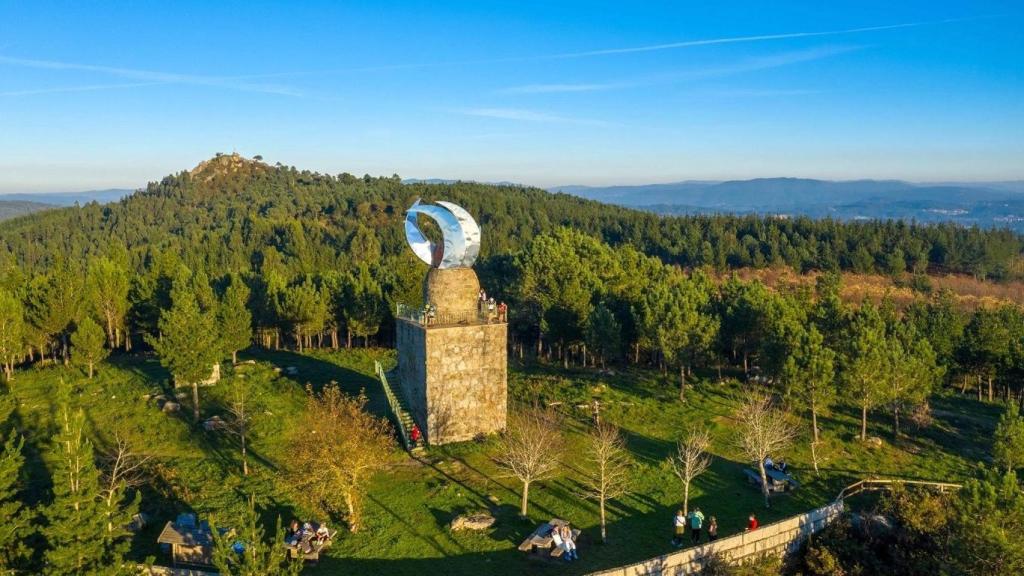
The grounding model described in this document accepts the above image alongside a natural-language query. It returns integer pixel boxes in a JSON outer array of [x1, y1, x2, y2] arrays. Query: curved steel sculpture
[[404, 199, 481, 269]]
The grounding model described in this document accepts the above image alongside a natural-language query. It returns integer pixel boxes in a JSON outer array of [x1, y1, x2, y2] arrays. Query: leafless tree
[[735, 394, 797, 508], [223, 380, 257, 476], [582, 421, 631, 542], [496, 404, 564, 517], [99, 433, 153, 533], [669, 425, 712, 517]]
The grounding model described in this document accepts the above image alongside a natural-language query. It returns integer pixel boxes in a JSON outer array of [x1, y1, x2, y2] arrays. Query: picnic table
[[518, 518, 581, 560], [285, 523, 334, 563], [744, 467, 799, 493]]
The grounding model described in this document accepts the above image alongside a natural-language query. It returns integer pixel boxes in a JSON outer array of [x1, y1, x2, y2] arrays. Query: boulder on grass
[[162, 401, 180, 413], [450, 513, 496, 532]]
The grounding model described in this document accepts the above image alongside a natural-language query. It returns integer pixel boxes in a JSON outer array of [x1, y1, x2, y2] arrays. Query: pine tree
[[0, 393, 32, 571], [841, 303, 889, 442], [210, 496, 301, 576], [44, 397, 135, 574], [147, 275, 221, 422], [25, 260, 81, 363], [85, 256, 130, 350], [343, 265, 384, 348], [0, 289, 24, 382], [994, 403, 1024, 475], [72, 317, 109, 379], [886, 324, 942, 437], [785, 325, 836, 444], [219, 274, 253, 364], [585, 303, 622, 368]]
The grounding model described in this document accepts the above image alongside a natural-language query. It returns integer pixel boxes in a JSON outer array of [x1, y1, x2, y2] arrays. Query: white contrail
[[0, 55, 302, 96], [537, 20, 942, 59], [0, 82, 164, 97]]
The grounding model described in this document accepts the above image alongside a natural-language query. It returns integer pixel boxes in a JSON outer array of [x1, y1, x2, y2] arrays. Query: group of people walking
[[673, 509, 761, 547]]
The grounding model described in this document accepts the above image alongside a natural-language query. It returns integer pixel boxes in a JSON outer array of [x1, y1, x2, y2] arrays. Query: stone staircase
[[374, 361, 425, 455]]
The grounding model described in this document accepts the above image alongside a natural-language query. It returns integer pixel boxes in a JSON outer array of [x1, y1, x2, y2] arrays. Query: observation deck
[[395, 303, 508, 328]]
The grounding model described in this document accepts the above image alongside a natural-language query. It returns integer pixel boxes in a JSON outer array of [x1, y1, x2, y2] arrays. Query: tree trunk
[[347, 329, 352, 349], [743, 350, 749, 376], [232, 350, 238, 365], [633, 341, 640, 364], [893, 406, 900, 438], [345, 490, 359, 532], [860, 404, 868, 442], [520, 481, 530, 516], [88, 362, 94, 379], [810, 440, 820, 475], [683, 480, 690, 517], [241, 432, 248, 476], [811, 404, 820, 443], [960, 374, 969, 394], [600, 497, 607, 543], [679, 364, 686, 402], [988, 376, 994, 402], [757, 461, 771, 508], [192, 382, 200, 422]]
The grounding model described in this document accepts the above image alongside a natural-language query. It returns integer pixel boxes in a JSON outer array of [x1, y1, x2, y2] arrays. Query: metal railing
[[395, 303, 507, 327], [835, 478, 963, 502], [375, 360, 410, 452]]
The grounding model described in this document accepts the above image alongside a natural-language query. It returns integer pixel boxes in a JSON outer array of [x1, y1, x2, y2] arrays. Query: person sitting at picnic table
[[563, 525, 579, 560], [764, 456, 774, 469], [410, 423, 422, 444], [287, 519, 301, 540], [672, 509, 686, 547], [315, 523, 330, 546], [551, 524, 577, 561], [776, 458, 788, 473], [747, 514, 759, 531]]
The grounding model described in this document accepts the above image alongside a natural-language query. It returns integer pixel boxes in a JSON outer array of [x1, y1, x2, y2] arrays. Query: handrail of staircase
[[835, 477, 963, 502], [375, 360, 411, 451]]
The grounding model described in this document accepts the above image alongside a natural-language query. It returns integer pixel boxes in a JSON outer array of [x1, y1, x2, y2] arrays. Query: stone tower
[[395, 200, 507, 445]]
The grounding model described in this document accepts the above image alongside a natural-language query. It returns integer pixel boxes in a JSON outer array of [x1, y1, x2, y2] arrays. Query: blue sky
[[0, 1, 1021, 192]]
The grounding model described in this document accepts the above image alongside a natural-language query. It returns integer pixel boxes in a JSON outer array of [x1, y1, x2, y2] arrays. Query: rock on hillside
[[189, 152, 268, 183]]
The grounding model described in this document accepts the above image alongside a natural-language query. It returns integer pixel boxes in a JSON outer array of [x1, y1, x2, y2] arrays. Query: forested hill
[[0, 153, 1022, 282]]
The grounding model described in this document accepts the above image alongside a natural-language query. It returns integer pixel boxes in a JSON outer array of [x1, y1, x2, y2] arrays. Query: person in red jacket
[[410, 423, 422, 444], [747, 514, 759, 531]]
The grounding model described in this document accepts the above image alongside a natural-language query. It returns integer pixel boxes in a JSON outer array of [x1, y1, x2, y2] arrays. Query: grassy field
[[8, 349, 996, 575]]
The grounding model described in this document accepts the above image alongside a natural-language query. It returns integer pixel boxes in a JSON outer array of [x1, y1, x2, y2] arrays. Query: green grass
[[8, 352, 995, 575]]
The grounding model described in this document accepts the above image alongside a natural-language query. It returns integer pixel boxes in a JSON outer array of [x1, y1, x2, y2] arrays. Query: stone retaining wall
[[588, 501, 844, 576]]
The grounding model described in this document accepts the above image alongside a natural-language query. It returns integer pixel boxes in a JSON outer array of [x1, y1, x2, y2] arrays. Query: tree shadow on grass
[[249, 349, 390, 419]]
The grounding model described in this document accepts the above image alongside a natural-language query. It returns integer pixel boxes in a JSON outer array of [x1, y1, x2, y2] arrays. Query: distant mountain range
[[0, 189, 134, 222], [0, 188, 134, 207], [0, 200, 57, 221], [550, 178, 1024, 232]]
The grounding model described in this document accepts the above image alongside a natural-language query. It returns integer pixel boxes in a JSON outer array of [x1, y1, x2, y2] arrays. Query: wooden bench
[[518, 519, 581, 560]]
